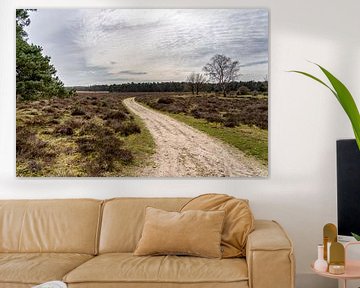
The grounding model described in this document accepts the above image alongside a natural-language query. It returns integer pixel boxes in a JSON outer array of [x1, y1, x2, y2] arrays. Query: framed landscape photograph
[[16, 8, 269, 177]]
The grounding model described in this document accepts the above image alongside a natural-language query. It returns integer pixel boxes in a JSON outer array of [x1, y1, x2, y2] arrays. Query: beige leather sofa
[[0, 198, 295, 288]]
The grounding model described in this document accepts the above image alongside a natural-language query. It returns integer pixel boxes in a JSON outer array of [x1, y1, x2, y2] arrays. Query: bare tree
[[187, 73, 207, 95], [203, 54, 240, 96], [194, 73, 207, 95], [186, 72, 196, 95]]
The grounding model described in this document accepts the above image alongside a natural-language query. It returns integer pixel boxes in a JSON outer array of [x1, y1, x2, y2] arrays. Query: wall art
[[16, 9, 269, 177]]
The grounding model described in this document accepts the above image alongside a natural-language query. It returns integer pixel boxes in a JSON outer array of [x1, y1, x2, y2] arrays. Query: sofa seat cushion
[[64, 253, 248, 285], [0, 253, 93, 285], [67, 283, 249, 288], [0, 284, 33, 288]]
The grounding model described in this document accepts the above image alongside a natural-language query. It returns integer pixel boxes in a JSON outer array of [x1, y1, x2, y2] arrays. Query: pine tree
[[16, 9, 70, 100]]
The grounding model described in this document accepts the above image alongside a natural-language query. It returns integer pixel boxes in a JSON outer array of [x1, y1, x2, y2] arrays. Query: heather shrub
[[42, 106, 55, 113], [71, 106, 86, 116], [27, 160, 43, 173], [118, 122, 141, 136], [166, 105, 186, 114], [106, 119, 141, 136], [190, 108, 203, 118], [204, 113, 223, 124], [54, 125, 74, 136], [224, 119, 237, 127], [77, 136, 96, 154], [76, 121, 134, 176], [157, 97, 174, 104], [103, 110, 128, 120], [48, 118, 60, 125], [17, 128, 47, 158], [16, 126, 56, 174]]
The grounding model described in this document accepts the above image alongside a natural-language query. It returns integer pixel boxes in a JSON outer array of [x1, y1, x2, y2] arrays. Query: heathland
[[16, 93, 154, 176], [16, 91, 268, 177]]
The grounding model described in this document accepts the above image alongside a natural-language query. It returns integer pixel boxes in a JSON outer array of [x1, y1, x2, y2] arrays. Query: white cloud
[[26, 9, 268, 86]]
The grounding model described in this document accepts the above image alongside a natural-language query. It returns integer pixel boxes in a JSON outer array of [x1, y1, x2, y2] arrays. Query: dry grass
[[16, 93, 155, 177]]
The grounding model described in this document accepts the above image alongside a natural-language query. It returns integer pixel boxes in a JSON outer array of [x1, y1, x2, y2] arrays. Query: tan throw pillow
[[181, 194, 254, 258], [134, 207, 225, 258]]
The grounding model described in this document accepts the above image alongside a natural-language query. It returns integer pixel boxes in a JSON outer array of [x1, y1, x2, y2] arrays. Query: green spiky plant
[[352, 233, 360, 241], [290, 63, 360, 150], [290, 63, 360, 241]]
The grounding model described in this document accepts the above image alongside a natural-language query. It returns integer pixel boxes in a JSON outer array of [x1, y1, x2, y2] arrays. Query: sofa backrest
[[0, 199, 102, 254], [99, 197, 190, 253]]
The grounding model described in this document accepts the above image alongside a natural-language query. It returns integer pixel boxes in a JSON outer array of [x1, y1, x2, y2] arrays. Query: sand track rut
[[123, 97, 267, 177]]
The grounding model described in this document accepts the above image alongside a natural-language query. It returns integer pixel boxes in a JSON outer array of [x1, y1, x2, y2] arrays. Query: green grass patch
[[121, 114, 156, 176], [166, 113, 268, 165]]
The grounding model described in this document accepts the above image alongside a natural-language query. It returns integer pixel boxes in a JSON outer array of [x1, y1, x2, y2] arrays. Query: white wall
[[1, 0, 360, 287]]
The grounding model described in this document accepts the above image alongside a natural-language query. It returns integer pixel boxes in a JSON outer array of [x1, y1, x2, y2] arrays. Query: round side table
[[311, 242, 360, 288]]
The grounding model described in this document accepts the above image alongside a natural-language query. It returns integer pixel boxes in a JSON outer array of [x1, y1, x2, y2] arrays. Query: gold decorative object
[[329, 242, 345, 264], [328, 264, 345, 275], [323, 223, 337, 261], [329, 242, 345, 275]]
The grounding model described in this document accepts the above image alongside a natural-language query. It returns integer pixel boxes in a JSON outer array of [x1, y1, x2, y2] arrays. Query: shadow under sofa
[[0, 198, 295, 288]]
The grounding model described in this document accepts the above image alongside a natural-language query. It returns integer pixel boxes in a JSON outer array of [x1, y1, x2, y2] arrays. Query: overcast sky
[[26, 9, 268, 86]]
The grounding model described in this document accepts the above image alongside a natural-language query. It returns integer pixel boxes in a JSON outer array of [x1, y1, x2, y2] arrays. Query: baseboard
[[296, 273, 337, 288]]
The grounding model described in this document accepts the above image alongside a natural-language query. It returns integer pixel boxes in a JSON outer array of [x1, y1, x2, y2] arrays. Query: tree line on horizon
[[72, 80, 268, 96]]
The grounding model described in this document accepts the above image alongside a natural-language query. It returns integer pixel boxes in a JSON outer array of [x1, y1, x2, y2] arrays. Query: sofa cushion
[[63, 253, 248, 285], [0, 199, 102, 254], [134, 207, 225, 258], [181, 194, 254, 258], [0, 284, 33, 288], [99, 198, 190, 253], [0, 253, 93, 285]]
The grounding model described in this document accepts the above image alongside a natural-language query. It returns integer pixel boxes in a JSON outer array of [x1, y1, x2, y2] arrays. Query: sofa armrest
[[246, 220, 295, 288]]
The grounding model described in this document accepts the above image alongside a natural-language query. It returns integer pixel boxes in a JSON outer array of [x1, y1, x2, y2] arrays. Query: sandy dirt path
[[123, 97, 267, 177]]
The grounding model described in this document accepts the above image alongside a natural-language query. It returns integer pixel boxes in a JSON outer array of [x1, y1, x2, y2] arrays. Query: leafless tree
[[203, 54, 240, 96], [187, 73, 207, 95], [194, 73, 207, 95], [186, 72, 196, 95]]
